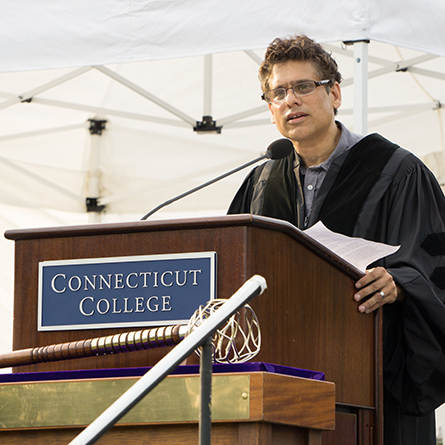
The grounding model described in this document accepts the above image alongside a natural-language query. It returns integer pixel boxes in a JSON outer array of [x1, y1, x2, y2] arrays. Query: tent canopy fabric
[[1, 0, 445, 73]]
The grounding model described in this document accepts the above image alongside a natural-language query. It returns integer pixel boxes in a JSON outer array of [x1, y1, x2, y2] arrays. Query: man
[[228, 35, 445, 444]]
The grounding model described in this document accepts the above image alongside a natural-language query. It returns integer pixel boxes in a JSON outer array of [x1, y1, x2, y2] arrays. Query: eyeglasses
[[261, 80, 332, 104]]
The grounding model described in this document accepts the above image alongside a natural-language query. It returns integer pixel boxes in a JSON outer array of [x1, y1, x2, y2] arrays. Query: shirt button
[[307, 185, 314, 191]]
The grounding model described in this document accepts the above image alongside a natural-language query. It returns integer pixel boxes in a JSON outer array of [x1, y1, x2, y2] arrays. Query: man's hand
[[354, 267, 405, 314]]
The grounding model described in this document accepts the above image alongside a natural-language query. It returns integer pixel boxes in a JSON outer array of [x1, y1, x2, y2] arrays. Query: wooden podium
[[5, 214, 383, 444]]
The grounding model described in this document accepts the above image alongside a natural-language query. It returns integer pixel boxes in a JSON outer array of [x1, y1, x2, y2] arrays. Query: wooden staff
[[0, 325, 187, 369]]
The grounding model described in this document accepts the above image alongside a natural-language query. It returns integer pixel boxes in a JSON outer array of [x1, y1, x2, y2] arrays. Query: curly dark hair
[[259, 35, 342, 93]]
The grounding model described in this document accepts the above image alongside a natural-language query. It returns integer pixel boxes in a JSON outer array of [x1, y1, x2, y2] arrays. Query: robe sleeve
[[227, 163, 263, 215], [374, 158, 445, 416]]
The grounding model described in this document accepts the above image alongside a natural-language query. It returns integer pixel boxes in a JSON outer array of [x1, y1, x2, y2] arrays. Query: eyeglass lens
[[265, 81, 318, 103]]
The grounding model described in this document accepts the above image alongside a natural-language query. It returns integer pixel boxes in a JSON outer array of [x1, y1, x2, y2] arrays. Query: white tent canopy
[[2, 0, 445, 70], [0, 1, 444, 376]]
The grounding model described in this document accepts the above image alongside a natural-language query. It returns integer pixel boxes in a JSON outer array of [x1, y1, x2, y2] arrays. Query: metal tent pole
[[353, 40, 369, 135]]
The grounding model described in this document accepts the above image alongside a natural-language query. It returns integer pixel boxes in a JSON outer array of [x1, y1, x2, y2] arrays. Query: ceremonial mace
[[0, 299, 261, 369]]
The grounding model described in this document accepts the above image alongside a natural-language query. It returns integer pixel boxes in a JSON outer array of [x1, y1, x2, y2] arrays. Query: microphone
[[140, 138, 293, 220]]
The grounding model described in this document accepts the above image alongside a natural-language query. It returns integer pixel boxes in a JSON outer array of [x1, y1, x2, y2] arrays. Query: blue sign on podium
[[38, 252, 217, 331]]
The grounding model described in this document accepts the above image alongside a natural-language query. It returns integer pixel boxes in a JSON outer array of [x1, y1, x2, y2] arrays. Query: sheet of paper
[[304, 221, 400, 273]]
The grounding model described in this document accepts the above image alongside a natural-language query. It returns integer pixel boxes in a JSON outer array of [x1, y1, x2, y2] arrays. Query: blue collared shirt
[[294, 122, 364, 219]]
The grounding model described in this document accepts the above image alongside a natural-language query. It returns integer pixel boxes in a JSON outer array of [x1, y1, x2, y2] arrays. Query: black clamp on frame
[[88, 119, 107, 135], [193, 116, 222, 134], [86, 197, 105, 213]]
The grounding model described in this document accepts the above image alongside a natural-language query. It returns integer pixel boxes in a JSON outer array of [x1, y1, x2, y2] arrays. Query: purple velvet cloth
[[0, 362, 324, 383]]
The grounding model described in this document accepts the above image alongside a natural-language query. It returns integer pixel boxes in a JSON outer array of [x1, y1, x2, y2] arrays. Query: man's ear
[[330, 82, 342, 110], [268, 103, 276, 124]]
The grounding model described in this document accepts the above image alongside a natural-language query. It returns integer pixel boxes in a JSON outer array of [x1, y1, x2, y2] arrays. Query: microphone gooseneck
[[140, 139, 293, 220]]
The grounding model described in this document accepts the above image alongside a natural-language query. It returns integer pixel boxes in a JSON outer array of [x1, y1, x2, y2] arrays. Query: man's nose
[[285, 87, 302, 106]]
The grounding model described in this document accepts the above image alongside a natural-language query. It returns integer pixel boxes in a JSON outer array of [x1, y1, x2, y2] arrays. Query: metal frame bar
[[28, 97, 191, 128], [216, 105, 267, 127], [94, 65, 196, 126], [0, 123, 86, 142], [204, 55, 213, 117], [0, 153, 84, 203], [87, 128, 102, 222], [353, 41, 369, 134], [244, 50, 263, 65], [341, 52, 439, 87], [0, 67, 92, 111]]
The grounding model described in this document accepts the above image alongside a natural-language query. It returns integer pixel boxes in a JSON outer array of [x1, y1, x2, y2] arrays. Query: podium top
[[5, 214, 362, 280]]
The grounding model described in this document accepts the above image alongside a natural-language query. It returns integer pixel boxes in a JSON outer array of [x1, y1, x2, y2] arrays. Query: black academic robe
[[228, 134, 445, 445]]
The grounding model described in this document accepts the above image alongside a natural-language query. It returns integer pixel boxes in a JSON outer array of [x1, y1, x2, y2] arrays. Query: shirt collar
[[294, 121, 364, 172]]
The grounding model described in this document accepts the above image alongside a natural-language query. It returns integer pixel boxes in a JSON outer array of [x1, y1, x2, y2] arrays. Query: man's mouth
[[287, 112, 308, 122]]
